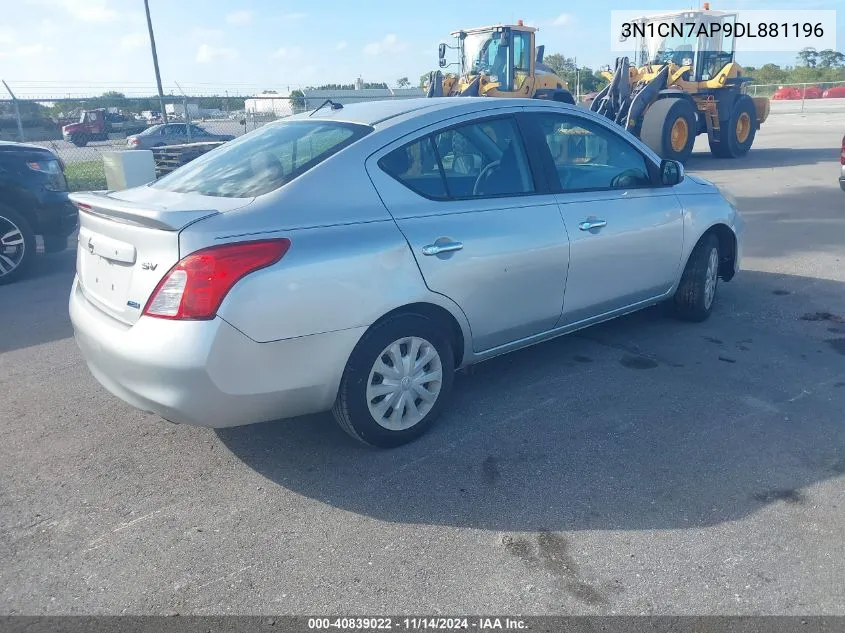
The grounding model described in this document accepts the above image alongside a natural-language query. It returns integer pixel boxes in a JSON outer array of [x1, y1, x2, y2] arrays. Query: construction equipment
[[590, 5, 770, 162], [427, 21, 575, 103]]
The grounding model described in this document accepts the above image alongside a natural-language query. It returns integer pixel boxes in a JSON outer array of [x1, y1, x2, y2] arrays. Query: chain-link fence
[[2, 79, 843, 192], [0, 82, 426, 191]]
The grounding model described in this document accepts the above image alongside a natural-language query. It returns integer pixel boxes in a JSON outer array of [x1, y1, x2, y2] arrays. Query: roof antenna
[[310, 98, 343, 116]]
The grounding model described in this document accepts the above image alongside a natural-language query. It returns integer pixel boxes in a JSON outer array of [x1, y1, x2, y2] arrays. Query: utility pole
[[144, 0, 168, 123]]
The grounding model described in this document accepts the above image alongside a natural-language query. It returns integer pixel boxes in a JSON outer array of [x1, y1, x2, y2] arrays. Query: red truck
[[61, 109, 149, 147]]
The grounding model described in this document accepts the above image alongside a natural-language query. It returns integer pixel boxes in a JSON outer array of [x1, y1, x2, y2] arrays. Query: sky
[[0, 0, 842, 98]]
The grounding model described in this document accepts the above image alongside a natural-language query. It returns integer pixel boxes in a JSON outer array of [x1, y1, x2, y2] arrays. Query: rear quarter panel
[[183, 148, 473, 353]]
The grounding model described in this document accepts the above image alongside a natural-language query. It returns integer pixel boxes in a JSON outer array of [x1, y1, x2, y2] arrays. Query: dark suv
[[0, 141, 78, 284]]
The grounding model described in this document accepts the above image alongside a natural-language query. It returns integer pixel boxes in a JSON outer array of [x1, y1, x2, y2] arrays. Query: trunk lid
[[69, 188, 253, 325]]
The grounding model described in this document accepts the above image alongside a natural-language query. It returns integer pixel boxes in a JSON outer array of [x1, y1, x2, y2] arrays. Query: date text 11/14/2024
[[307, 617, 528, 630]]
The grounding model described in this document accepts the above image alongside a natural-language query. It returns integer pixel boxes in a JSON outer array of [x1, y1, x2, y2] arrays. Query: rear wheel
[[0, 205, 36, 285], [709, 94, 757, 158], [332, 313, 455, 448], [640, 97, 697, 163], [69, 134, 88, 147]]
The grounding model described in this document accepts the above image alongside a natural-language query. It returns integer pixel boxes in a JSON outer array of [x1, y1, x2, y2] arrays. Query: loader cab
[[444, 24, 535, 94], [624, 9, 737, 83]]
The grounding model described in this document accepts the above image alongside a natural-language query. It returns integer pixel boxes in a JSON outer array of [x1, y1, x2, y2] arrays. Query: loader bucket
[[427, 71, 444, 97]]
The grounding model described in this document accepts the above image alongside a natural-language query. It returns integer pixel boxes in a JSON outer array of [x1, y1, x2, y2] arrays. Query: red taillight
[[142, 239, 290, 320]]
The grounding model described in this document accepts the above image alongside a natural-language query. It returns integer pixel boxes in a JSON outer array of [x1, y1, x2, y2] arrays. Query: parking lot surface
[[1, 110, 844, 615]]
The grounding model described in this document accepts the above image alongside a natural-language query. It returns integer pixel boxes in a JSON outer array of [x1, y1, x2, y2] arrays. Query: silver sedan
[[68, 97, 744, 447]]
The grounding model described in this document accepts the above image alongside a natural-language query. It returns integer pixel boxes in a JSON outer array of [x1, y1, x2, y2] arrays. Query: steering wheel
[[473, 160, 499, 196], [610, 169, 643, 189]]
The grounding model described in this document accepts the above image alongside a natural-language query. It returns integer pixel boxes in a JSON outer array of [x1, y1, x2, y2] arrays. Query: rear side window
[[379, 116, 535, 200], [152, 120, 372, 197], [378, 137, 448, 199]]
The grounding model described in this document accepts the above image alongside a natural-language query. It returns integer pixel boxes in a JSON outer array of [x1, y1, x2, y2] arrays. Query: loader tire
[[709, 94, 756, 158], [553, 90, 575, 105], [640, 97, 697, 164]]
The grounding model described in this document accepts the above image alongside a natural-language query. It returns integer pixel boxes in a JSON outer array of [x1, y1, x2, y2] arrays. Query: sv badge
[[141, 262, 158, 271]]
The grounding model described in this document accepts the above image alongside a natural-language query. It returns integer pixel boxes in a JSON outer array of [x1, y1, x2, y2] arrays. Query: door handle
[[422, 241, 463, 256], [578, 219, 607, 231]]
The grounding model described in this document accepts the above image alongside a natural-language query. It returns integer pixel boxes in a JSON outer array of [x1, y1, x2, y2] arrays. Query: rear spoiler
[[69, 191, 219, 231]]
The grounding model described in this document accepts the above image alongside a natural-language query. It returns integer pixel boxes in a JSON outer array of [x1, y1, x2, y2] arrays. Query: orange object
[[703, 2, 710, 9]]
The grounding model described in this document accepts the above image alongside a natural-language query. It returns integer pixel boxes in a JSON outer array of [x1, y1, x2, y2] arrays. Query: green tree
[[797, 47, 818, 68], [289, 89, 305, 113], [396, 77, 410, 88], [543, 53, 576, 77], [420, 72, 434, 89], [818, 49, 845, 69]]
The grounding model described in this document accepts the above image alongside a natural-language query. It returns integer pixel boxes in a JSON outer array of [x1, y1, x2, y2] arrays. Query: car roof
[[283, 96, 584, 129], [0, 140, 58, 155]]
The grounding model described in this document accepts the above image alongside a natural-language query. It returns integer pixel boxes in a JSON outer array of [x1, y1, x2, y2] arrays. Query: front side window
[[152, 120, 372, 197], [380, 116, 534, 199], [535, 113, 652, 191]]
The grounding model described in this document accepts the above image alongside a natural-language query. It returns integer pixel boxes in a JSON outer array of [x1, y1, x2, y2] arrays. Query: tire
[[0, 204, 36, 286], [671, 232, 721, 322], [70, 134, 88, 147], [332, 313, 455, 448], [552, 90, 575, 105], [639, 97, 697, 163], [709, 94, 757, 158]]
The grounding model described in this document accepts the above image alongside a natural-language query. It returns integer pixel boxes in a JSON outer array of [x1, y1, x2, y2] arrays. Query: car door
[[366, 110, 570, 353], [164, 124, 187, 145], [522, 108, 685, 326]]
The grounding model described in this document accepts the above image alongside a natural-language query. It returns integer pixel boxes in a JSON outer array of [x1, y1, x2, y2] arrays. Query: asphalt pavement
[[1, 110, 844, 615]]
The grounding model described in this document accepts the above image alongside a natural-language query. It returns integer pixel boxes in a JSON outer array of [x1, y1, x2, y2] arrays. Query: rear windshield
[[151, 120, 372, 197]]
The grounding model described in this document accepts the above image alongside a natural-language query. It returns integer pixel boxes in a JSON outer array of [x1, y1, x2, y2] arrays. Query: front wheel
[[640, 97, 697, 163], [332, 313, 455, 447], [671, 233, 721, 322], [69, 134, 88, 147], [0, 205, 36, 285]]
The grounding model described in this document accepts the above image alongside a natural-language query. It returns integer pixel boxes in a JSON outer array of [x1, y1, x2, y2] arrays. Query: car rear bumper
[[69, 276, 365, 428], [839, 165, 845, 192]]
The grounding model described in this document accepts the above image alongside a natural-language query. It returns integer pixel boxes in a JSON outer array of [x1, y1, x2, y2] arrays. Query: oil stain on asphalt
[[501, 531, 609, 606], [620, 355, 658, 370]]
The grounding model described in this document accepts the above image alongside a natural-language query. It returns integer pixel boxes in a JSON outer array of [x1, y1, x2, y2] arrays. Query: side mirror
[[536, 44, 545, 64], [660, 159, 685, 185], [439, 57, 447, 68], [438, 43, 446, 60]]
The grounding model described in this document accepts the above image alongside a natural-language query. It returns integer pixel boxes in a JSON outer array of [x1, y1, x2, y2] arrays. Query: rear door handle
[[422, 241, 463, 256], [578, 219, 607, 231]]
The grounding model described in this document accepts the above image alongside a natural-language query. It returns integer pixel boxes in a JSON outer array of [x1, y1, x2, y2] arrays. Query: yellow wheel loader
[[426, 21, 575, 104], [590, 6, 770, 163]]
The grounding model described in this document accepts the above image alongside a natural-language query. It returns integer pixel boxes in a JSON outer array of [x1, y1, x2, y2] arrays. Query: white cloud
[[552, 13, 572, 26], [191, 27, 225, 40], [226, 10, 253, 26], [272, 46, 302, 59], [0, 43, 53, 58], [0, 27, 14, 45], [335, 40, 348, 51], [196, 44, 239, 63], [364, 34, 408, 57], [31, 0, 119, 22], [119, 33, 147, 51]]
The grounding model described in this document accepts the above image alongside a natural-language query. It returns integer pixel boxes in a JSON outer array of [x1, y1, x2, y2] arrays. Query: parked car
[[126, 123, 235, 150], [68, 97, 744, 447], [0, 141, 78, 285], [840, 134, 845, 192]]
